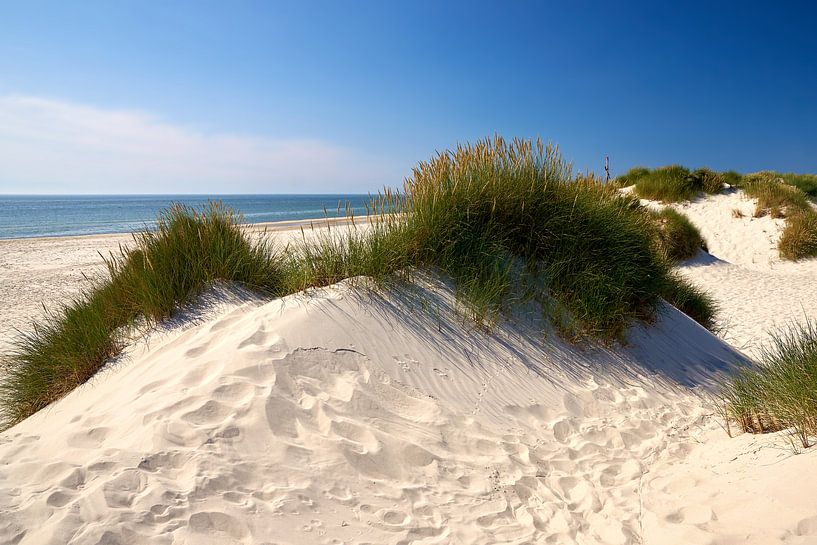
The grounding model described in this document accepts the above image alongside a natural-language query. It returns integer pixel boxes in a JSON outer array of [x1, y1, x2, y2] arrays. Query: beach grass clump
[[630, 165, 694, 202], [403, 137, 715, 337], [721, 319, 817, 448], [0, 203, 283, 428], [615, 166, 651, 188], [720, 170, 744, 188], [742, 172, 811, 218], [779, 173, 817, 199], [779, 210, 817, 261], [739, 173, 817, 261], [650, 208, 707, 262], [689, 168, 726, 194], [625, 165, 729, 203], [279, 210, 413, 293], [660, 273, 718, 332], [107, 204, 283, 320]]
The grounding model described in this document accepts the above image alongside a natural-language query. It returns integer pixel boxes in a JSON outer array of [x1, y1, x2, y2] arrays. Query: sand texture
[[1, 194, 816, 544]]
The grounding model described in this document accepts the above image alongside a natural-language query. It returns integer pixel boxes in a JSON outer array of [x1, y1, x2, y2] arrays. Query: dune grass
[[720, 319, 817, 448], [779, 211, 817, 261], [0, 204, 283, 427], [742, 172, 811, 218], [615, 166, 651, 188], [649, 208, 707, 263], [739, 173, 817, 261], [779, 172, 817, 199], [618, 165, 748, 203], [623, 165, 727, 203], [0, 137, 718, 429]]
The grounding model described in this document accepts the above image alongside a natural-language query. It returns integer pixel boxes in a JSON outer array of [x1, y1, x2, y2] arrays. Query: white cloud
[[0, 95, 399, 193]]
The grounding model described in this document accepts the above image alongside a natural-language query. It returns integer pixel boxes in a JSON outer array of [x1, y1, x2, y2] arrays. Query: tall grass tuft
[[742, 172, 811, 218], [721, 319, 817, 448], [650, 208, 707, 262], [779, 172, 817, 199], [779, 211, 817, 261], [631, 165, 694, 202], [740, 173, 817, 261], [624, 165, 728, 203], [402, 137, 714, 337], [0, 203, 283, 428], [616, 166, 651, 188]]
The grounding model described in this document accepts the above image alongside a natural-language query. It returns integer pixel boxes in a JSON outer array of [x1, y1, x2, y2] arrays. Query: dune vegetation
[[649, 208, 707, 262], [622, 165, 725, 202], [618, 166, 817, 262], [0, 137, 717, 429], [741, 172, 817, 261], [720, 319, 817, 449]]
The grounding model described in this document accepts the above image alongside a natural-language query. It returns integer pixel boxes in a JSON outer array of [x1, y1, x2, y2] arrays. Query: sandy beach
[[1, 190, 817, 544], [0, 217, 363, 356]]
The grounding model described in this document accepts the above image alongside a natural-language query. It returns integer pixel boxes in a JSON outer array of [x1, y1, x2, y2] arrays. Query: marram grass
[[720, 319, 817, 449], [628, 165, 728, 202], [650, 208, 707, 262], [0, 203, 283, 428], [0, 137, 718, 429], [741, 173, 817, 261]]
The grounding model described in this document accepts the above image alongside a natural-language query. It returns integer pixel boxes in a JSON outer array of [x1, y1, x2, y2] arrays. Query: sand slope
[[661, 189, 817, 358], [0, 275, 748, 545], [3, 192, 817, 544]]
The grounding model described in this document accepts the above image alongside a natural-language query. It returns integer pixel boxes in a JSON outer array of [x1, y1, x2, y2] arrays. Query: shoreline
[[0, 215, 367, 356], [0, 214, 366, 243]]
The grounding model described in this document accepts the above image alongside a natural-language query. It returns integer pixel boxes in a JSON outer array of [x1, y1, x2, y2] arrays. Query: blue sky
[[1, 1, 815, 194]]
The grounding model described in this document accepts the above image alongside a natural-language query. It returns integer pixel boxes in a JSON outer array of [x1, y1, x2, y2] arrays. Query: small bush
[[779, 210, 817, 261], [721, 319, 817, 448], [650, 208, 707, 262]]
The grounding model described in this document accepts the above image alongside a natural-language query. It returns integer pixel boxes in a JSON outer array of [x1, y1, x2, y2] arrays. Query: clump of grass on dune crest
[[279, 209, 413, 293], [740, 173, 817, 261], [0, 137, 719, 429], [649, 208, 707, 262], [615, 166, 651, 188], [403, 137, 715, 337], [779, 211, 817, 261], [631, 165, 695, 202], [0, 203, 283, 428], [742, 172, 810, 218], [721, 319, 817, 449], [779, 172, 817, 199], [622, 165, 728, 203]]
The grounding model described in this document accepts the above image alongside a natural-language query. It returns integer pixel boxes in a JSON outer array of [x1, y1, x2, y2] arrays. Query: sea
[[0, 195, 372, 240]]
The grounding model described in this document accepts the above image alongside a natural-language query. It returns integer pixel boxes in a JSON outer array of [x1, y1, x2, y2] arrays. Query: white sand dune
[[669, 190, 817, 358], [2, 193, 817, 544], [0, 277, 742, 545]]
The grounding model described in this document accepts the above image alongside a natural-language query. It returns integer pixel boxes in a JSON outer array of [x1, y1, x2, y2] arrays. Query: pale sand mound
[[4, 194, 817, 544], [666, 190, 817, 358], [2, 273, 805, 545]]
